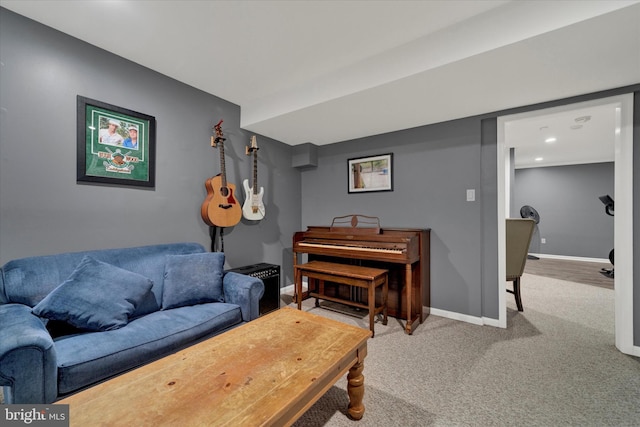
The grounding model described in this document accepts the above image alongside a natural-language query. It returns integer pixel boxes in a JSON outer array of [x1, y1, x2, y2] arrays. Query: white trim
[[481, 316, 503, 328], [278, 296, 503, 329], [282, 283, 305, 294], [429, 308, 504, 327], [430, 308, 481, 325], [529, 254, 610, 264], [614, 94, 634, 354]]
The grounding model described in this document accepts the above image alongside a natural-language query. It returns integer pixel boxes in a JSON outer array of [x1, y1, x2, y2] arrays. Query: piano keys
[[293, 216, 430, 334]]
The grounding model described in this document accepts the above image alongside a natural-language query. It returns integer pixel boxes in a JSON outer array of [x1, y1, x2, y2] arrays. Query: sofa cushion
[[55, 303, 242, 394], [162, 252, 225, 309], [32, 256, 153, 332]]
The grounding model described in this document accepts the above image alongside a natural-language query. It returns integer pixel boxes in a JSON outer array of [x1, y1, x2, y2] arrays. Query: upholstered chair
[[506, 218, 536, 311]]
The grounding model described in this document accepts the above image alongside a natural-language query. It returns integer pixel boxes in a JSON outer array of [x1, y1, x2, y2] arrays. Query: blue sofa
[[0, 243, 264, 404]]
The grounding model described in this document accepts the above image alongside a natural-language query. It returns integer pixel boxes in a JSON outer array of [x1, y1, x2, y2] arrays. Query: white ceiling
[[504, 99, 622, 169], [2, 0, 639, 168]]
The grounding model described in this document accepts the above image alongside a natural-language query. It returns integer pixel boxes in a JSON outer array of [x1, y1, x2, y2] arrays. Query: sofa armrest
[[0, 304, 57, 404], [222, 272, 265, 321]]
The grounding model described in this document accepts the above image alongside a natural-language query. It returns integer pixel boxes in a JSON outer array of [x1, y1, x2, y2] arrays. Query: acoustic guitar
[[201, 120, 242, 227], [242, 136, 266, 220]]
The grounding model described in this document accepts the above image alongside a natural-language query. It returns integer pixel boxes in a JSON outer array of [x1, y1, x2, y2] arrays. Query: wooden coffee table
[[58, 307, 371, 426]]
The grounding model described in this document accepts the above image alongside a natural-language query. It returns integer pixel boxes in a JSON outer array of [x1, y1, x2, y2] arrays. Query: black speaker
[[228, 263, 280, 315]]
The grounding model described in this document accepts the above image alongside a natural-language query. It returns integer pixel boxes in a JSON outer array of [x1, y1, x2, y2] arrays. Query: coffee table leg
[[347, 360, 365, 420]]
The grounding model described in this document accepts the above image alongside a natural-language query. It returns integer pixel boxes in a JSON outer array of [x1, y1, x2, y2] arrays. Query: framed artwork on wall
[[77, 96, 156, 188], [348, 153, 393, 193]]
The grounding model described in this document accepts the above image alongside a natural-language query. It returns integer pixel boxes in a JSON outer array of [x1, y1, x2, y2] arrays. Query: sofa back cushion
[[162, 252, 225, 309], [1, 243, 205, 317]]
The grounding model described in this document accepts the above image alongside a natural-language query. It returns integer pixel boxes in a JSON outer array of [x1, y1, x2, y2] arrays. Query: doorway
[[497, 93, 635, 356]]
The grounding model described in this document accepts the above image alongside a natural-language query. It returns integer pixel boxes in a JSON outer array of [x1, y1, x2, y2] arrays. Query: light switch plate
[[466, 189, 475, 201]]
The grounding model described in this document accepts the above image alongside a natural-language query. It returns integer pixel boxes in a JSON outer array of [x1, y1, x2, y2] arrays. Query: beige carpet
[[4, 273, 637, 426], [289, 273, 639, 427]]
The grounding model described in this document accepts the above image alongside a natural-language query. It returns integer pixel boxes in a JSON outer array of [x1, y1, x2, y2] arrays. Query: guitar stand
[[209, 225, 226, 253]]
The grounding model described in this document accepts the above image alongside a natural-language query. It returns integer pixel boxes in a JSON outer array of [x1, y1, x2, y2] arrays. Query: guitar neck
[[252, 150, 258, 195], [218, 138, 228, 187]]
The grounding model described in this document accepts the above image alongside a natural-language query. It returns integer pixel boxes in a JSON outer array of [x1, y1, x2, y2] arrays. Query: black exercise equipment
[[520, 205, 541, 224], [520, 205, 540, 260], [599, 195, 614, 278]]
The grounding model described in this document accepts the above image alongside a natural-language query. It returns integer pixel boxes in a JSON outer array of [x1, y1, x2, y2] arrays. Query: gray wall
[[0, 9, 301, 276], [301, 119, 494, 318], [513, 163, 614, 259]]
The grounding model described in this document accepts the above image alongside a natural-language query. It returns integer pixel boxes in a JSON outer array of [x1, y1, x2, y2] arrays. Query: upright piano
[[293, 215, 430, 334]]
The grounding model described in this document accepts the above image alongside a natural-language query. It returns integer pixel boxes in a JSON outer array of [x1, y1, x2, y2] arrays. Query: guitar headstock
[[245, 135, 259, 155], [211, 119, 225, 147]]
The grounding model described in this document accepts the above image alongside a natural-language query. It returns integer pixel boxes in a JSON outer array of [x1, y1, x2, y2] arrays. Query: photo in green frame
[[77, 96, 156, 188]]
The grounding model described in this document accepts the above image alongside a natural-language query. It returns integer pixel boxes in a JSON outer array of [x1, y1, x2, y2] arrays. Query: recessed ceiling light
[[570, 124, 583, 130], [535, 157, 544, 162], [545, 137, 556, 143], [575, 115, 591, 123]]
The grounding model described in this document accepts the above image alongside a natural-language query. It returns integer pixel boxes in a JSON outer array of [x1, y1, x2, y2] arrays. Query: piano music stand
[[330, 214, 381, 234]]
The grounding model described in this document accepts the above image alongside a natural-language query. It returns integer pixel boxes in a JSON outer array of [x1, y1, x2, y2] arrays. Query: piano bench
[[294, 260, 388, 337]]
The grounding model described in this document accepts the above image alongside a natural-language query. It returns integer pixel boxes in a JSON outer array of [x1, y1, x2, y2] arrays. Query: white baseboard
[[282, 284, 296, 294], [430, 308, 502, 327], [284, 284, 503, 328], [430, 308, 483, 325], [530, 253, 610, 263]]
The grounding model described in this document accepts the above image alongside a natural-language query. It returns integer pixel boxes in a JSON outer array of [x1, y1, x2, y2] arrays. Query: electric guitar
[[242, 135, 266, 220], [201, 120, 242, 227]]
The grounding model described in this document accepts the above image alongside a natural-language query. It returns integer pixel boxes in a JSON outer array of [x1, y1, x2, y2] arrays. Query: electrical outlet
[[541, 238, 546, 244]]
